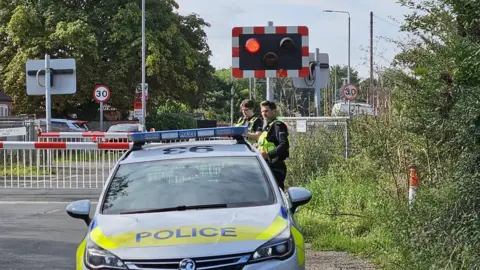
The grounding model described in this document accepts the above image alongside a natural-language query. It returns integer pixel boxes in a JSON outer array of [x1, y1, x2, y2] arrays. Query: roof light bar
[[128, 125, 248, 143]]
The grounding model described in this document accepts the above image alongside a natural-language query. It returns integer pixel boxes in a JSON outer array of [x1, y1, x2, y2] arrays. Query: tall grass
[[286, 116, 417, 268]]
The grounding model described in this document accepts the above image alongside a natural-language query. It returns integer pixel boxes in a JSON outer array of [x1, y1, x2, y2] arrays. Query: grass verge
[[294, 155, 402, 268], [0, 165, 52, 176]]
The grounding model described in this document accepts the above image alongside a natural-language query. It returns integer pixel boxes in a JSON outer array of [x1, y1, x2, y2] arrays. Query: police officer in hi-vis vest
[[257, 100, 290, 191], [235, 99, 263, 144]]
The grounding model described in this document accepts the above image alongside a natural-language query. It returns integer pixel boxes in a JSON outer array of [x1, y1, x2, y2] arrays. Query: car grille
[[124, 253, 250, 270]]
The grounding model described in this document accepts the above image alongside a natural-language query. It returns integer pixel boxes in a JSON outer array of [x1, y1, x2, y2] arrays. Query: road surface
[[0, 189, 376, 269]]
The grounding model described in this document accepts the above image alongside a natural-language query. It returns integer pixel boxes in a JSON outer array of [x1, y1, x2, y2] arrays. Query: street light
[[141, 0, 146, 130], [323, 9, 350, 84]]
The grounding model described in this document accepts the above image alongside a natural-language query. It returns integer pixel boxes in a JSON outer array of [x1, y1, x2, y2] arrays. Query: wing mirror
[[288, 187, 312, 213], [66, 199, 92, 226]]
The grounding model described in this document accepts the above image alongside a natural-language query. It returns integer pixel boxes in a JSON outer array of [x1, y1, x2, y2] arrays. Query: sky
[[174, 0, 414, 80]]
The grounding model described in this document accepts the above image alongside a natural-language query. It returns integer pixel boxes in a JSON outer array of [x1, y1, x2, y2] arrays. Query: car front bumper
[[80, 248, 304, 270], [243, 247, 304, 270]]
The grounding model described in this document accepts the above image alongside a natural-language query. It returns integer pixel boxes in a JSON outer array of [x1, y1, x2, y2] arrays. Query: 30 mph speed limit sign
[[93, 85, 110, 103], [342, 83, 358, 101]]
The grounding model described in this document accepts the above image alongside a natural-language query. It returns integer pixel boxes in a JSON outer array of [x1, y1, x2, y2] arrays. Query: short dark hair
[[260, 100, 276, 110], [240, 99, 255, 110]]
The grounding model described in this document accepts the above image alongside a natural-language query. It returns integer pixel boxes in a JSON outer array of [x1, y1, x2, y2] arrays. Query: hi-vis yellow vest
[[234, 116, 258, 143], [257, 118, 289, 152]]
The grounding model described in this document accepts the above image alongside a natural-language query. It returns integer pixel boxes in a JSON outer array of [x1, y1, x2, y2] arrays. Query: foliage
[[296, 155, 396, 262], [285, 126, 346, 187], [200, 68, 269, 122], [0, 0, 214, 119], [146, 113, 196, 131], [293, 0, 480, 269], [156, 99, 191, 115], [329, 65, 361, 90]]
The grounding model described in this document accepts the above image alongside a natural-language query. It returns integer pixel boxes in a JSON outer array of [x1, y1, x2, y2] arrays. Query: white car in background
[[331, 101, 375, 116]]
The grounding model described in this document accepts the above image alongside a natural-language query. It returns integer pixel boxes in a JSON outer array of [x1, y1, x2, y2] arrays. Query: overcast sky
[[175, 0, 412, 80]]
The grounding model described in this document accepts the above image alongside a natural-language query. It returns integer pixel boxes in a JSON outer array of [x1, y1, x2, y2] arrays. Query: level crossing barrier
[[0, 119, 350, 190], [0, 141, 136, 189], [0, 137, 238, 189], [37, 130, 132, 142]]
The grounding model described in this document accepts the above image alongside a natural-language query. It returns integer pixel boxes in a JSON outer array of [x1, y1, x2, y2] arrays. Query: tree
[[371, 0, 480, 268], [0, 0, 214, 120], [327, 65, 361, 102], [197, 70, 233, 122], [199, 68, 270, 122]]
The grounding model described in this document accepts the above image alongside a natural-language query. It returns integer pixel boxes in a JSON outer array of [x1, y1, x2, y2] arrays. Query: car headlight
[[250, 227, 295, 263], [85, 240, 127, 269]]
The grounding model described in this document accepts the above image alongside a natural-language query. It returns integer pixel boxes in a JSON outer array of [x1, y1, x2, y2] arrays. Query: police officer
[[234, 99, 263, 144], [257, 100, 290, 191]]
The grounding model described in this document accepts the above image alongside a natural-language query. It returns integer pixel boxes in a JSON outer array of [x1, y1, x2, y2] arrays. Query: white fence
[[0, 142, 131, 189], [282, 117, 350, 158]]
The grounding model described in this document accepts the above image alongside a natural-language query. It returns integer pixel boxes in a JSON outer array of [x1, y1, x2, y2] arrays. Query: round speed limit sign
[[93, 85, 111, 103], [342, 83, 358, 101]]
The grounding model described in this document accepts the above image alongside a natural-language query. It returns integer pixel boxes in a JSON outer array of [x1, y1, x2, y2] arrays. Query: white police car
[[66, 125, 312, 270]]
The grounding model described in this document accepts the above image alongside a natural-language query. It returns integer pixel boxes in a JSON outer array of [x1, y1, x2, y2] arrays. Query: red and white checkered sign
[[232, 26, 310, 78]]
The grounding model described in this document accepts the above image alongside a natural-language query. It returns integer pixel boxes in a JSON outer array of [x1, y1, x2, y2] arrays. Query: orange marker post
[[408, 167, 418, 208]]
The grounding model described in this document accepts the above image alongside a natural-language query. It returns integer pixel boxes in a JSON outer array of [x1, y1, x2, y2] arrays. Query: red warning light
[[245, 38, 260, 54]]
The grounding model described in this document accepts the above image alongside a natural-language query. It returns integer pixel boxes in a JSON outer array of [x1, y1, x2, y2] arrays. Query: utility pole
[[253, 78, 256, 100], [266, 21, 274, 101], [334, 67, 337, 102], [249, 78, 252, 99], [347, 14, 351, 84], [370, 11, 374, 106], [230, 72, 234, 125], [140, 0, 146, 130]]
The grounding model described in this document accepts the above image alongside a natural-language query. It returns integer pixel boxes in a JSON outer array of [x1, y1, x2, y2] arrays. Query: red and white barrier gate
[[0, 141, 133, 150], [37, 130, 132, 143], [0, 141, 147, 190], [1, 134, 230, 189]]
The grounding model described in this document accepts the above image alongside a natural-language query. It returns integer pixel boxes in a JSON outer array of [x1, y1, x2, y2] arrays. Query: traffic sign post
[[133, 100, 142, 119], [342, 83, 358, 118], [26, 55, 77, 132], [136, 83, 149, 100], [342, 83, 358, 101], [93, 85, 111, 131]]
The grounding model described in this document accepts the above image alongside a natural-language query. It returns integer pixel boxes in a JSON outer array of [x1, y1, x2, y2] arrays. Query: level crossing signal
[[231, 26, 310, 78]]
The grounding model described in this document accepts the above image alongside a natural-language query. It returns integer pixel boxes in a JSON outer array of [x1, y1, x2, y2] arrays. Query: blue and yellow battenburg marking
[[291, 224, 305, 265], [76, 217, 98, 270], [89, 215, 288, 249], [77, 209, 293, 269]]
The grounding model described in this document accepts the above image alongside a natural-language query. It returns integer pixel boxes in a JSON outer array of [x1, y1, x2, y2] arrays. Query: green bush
[[286, 125, 346, 188], [146, 113, 196, 131], [296, 154, 398, 267]]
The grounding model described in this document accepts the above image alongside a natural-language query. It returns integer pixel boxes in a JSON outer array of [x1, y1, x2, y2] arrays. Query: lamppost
[[140, 0, 146, 130], [323, 9, 350, 84]]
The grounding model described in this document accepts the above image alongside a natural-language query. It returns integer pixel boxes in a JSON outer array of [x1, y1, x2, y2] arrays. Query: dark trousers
[[269, 161, 287, 191]]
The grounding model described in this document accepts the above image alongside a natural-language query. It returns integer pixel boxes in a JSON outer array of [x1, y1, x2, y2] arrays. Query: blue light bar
[[128, 125, 248, 143]]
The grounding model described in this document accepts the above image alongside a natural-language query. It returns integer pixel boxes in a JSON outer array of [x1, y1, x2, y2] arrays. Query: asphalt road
[[0, 201, 88, 269], [0, 189, 376, 270]]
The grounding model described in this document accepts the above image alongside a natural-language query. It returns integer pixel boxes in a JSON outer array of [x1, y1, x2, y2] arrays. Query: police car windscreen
[[101, 157, 275, 214]]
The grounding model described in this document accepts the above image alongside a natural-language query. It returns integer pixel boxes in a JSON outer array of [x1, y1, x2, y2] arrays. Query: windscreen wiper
[[119, 204, 228, 215]]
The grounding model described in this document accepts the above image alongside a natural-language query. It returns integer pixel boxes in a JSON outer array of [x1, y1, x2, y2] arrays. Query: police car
[[66, 125, 312, 270]]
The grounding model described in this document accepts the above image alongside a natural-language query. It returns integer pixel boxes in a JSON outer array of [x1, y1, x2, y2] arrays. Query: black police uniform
[[260, 118, 290, 191]]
